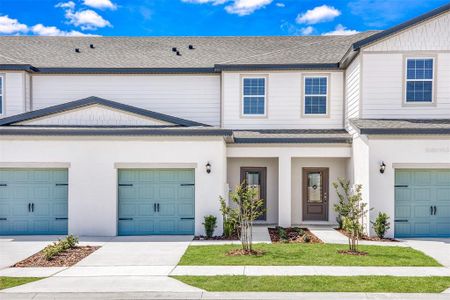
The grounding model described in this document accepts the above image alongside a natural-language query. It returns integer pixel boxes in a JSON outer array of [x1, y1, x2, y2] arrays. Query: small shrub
[[220, 197, 236, 238], [372, 212, 391, 239], [43, 235, 79, 261], [66, 235, 79, 248], [276, 226, 288, 242], [293, 227, 305, 236], [203, 215, 217, 238], [303, 234, 311, 243]]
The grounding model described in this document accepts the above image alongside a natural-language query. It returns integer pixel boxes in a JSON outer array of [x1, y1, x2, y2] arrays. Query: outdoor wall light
[[380, 161, 386, 174], [206, 162, 211, 174]]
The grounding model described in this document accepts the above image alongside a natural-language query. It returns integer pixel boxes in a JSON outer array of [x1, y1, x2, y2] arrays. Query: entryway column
[[278, 155, 292, 227]]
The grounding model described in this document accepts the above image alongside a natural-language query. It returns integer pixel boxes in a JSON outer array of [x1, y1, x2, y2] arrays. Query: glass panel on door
[[307, 172, 322, 203], [246, 171, 261, 200]]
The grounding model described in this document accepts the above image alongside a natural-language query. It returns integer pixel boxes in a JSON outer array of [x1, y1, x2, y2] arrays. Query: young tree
[[333, 178, 368, 253], [220, 182, 265, 253]]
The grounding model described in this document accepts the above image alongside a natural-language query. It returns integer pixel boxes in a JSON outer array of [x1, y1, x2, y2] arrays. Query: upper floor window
[[304, 76, 327, 115], [242, 77, 266, 116], [405, 58, 434, 103], [0, 75, 3, 115]]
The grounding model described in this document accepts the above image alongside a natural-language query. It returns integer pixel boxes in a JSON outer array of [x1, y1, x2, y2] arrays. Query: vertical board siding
[[222, 71, 345, 129], [32, 75, 221, 126], [2, 72, 26, 118], [345, 57, 361, 133], [362, 53, 450, 118], [365, 12, 450, 52]]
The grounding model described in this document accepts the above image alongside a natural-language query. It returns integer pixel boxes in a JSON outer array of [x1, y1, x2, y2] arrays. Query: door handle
[[154, 203, 156, 212], [157, 203, 160, 212], [31, 203, 34, 212], [28, 203, 31, 212], [431, 206, 434, 215], [434, 206, 437, 215]]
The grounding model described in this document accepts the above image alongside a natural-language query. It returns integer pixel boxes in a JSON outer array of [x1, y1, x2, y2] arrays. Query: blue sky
[[0, 0, 448, 37]]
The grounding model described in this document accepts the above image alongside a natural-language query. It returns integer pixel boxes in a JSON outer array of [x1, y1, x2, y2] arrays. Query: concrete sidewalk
[[1, 291, 450, 299]]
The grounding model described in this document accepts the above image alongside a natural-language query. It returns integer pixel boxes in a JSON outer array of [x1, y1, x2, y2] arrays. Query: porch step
[[307, 226, 348, 244]]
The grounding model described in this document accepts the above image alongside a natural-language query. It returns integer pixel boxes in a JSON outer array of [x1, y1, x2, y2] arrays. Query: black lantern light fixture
[[206, 162, 211, 174], [380, 161, 386, 174]]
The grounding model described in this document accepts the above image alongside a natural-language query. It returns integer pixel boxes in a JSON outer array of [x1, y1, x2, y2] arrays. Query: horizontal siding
[[32, 75, 221, 126], [1, 72, 25, 118], [362, 53, 450, 118], [365, 12, 450, 52], [222, 71, 344, 129]]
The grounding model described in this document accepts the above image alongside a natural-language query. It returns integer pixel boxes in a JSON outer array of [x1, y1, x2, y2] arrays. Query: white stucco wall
[[0, 137, 227, 236], [366, 136, 450, 238], [227, 157, 279, 224]]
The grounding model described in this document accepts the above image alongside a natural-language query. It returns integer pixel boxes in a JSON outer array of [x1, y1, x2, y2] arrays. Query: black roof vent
[[176, 51, 181, 56], [75, 48, 80, 53], [172, 47, 177, 52], [90, 44, 95, 49], [188, 45, 195, 50]]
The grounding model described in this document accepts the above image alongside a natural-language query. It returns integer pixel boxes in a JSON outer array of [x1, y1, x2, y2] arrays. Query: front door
[[302, 168, 329, 221], [240, 167, 267, 221]]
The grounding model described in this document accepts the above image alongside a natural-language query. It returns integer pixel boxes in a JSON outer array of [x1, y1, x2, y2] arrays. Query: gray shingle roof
[[0, 32, 378, 69], [350, 119, 450, 135], [232, 129, 352, 143]]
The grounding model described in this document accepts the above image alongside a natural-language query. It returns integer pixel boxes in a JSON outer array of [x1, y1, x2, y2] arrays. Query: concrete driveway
[[404, 238, 450, 267], [0, 236, 62, 269], [1, 235, 199, 294]]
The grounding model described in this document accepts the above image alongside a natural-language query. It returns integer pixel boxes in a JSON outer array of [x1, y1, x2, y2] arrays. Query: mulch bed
[[269, 227, 323, 244], [226, 249, 265, 256], [337, 249, 368, 256], [336, 229, 399, 242], [194, 234, 239, 241], [13, 246, 100, 267]]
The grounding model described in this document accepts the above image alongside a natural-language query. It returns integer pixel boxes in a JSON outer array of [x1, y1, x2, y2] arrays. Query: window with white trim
[[242, 77, 266, 116], [0, 76, 3, 115], [304, 76, 327, 115], [405, 58, 433, 103]]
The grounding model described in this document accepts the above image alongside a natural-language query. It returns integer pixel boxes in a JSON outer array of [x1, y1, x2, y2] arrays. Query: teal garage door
[[395, 169, 450, 238], [0, 169, 68, 235], [118, 169, 195, 235]]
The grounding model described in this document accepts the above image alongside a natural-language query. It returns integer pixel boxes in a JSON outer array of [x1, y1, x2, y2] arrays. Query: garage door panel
[[118, 169, 194, 235], [395, 169, 450, 238], [12, 204, 28, 217], [34, 203, 50, 216]]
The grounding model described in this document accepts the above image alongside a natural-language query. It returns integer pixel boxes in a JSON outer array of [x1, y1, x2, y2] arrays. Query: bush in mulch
[[13, 235, 100, 268], [336, 229, 398, 242], [269, 227, 322, 244], [193, 233, 239, 241]]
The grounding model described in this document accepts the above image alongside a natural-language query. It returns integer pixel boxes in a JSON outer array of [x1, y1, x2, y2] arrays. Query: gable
[[364, 11, 450, 52], [17, 104, 173, 126]]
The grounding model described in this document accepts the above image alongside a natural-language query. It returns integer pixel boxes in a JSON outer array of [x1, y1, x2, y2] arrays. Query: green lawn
[[174, 275, 450, 293], [179, 244, 440, 266], [0, 277, 42, 290]]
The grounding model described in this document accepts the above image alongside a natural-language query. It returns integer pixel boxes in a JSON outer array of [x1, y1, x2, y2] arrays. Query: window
[[304, 76, 327, 115], [0, 76, 3, 115], [242, 77, 266, 116], [405, 58, 434, 103]]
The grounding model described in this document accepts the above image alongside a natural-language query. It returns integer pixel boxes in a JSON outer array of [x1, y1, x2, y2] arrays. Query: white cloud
[[300, 26, 314, 35], [0, 15, 28, 34], [181, 0, 227, 4], [31, 24, 97, 36], [275, 2, 285, 7], [322, 24, 359, 36], [65, 9, 112, 30], [182, 0, 272, 15], [83, 0, 117, 10], [55, 1, 76, 10], [296, 5, 340, 25], [225, 0, 273, 16]]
